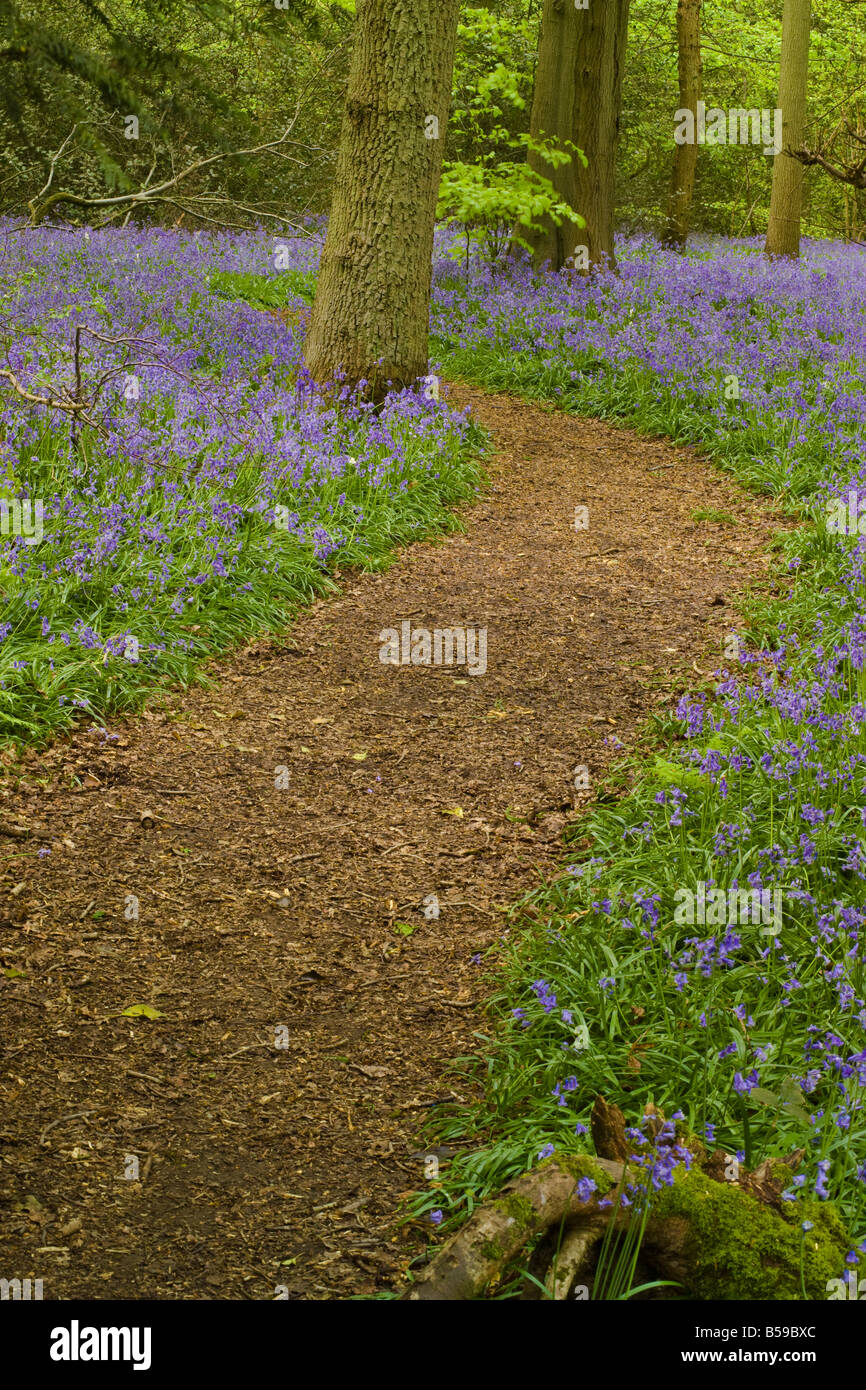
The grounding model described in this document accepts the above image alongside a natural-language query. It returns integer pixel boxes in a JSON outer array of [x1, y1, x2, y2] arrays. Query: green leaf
[[779, 1076, 805, 1104], [121, 1003, 164, 1019], [393, 921, 419, 937], [750, 1087, 781, 1108]]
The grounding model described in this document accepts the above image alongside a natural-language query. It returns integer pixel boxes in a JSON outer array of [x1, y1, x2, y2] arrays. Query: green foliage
[[210, 268, 317, 308], [0, 0, 352, 222], [5, 0, 863, 241], [440, 9, 588, 268], [438, 148, 585, 268], [448, 5, 537, 167], [620, 0, 866, 241], [0, 238, 483, 744]]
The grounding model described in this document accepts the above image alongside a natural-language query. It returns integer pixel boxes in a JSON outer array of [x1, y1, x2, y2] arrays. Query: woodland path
[[0, 383, 782, 1299]]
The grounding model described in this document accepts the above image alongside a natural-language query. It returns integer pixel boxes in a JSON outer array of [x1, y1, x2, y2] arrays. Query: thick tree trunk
[[662, 0, 702, 249], [304, 0, 460, 398], [522, 0, 631, 271], [765, 0, 812, 257]]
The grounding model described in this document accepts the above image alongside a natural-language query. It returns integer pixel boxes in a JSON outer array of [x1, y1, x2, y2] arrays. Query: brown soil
[[0, 383, 785, 1300]]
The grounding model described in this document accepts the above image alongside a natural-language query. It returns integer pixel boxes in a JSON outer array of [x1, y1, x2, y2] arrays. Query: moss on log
[[644, 1168, 849, 1300]]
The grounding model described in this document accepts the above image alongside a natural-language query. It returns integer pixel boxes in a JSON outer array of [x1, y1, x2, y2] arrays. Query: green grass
[[209, 267, 317, 308]]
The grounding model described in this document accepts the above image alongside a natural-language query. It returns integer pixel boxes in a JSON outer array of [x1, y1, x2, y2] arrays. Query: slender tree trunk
[[522, 0, 631, 271], [765, 0, 811, 257], [662, 0, 701, 249], [304, 0, 460, 397]]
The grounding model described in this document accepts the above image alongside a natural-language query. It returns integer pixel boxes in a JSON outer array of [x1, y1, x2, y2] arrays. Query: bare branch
[[29, 124, 82, 219], [0, 366, 86, 414], [28, 101, 313, 227], [794, 145, 866, 189], [793, 120, 866, 191]]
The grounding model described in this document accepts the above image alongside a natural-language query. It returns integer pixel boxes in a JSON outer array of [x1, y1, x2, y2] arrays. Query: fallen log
[[403, 1152, 850, 1301], [403, 1155, 623, 1301]]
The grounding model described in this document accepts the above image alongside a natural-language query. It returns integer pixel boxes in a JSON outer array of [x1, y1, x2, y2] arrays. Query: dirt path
[[0, 385, 783, 1300]]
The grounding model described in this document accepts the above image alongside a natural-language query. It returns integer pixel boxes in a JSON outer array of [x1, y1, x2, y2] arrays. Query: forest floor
[[0, 383, 785, 1300]]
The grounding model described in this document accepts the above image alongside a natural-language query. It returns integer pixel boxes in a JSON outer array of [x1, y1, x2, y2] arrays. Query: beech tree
[[765, 0, 812, 257], [522, 0, 631, 271], [662, 0, 702, 249], [304, 0, 460, 397]]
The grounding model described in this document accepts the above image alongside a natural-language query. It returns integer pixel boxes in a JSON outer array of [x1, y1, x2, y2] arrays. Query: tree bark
[[304, 0, 460, 397], [765, 0, 812, 257], [522, 0, 631, 271], [403, 1157, 624, 1301], [662, 0, 701, 249]]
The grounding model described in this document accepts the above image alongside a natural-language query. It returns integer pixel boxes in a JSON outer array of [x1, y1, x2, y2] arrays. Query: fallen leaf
[[440, 806, 464, 819], [120, 1004, 164, 1020], [24, 1194, 49, 1222]]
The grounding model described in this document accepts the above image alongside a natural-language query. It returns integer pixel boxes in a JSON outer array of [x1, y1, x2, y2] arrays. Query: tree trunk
[[522, 0, 631, 271], [304, 0, 460, 398], [765, 0, 811, 257], [662, 0, 701, 249]]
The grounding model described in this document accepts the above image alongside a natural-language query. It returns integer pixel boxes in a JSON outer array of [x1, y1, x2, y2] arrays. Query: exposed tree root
[[543, 1219, 607, 1300], [404, 1156, 624, 1300]]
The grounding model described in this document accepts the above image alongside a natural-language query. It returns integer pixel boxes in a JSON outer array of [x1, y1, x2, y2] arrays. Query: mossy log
[[403, 1155, 622, 1301], [404, 1154, 850, 1301]]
